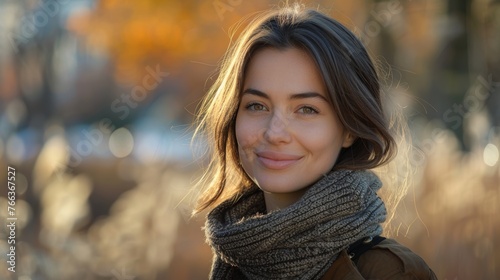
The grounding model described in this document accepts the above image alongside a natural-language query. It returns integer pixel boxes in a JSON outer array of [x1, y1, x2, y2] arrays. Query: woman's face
[[235, 47, 354, 210]]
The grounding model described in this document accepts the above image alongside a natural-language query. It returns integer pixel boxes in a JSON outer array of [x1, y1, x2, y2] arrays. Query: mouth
[[255, 151, 303, 170]]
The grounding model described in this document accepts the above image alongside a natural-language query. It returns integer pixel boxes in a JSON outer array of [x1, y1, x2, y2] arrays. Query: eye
[[245, 102, 268, 111], [297, 106, 319, 114]]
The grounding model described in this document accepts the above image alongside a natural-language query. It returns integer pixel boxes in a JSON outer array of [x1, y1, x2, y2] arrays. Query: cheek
[[235, 114, 261, 153], [298, 122, 344, 160]]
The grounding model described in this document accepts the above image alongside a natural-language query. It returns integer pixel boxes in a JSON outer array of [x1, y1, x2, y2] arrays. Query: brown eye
[[298, 106, 318, 114], [246, 103, 267, 111]]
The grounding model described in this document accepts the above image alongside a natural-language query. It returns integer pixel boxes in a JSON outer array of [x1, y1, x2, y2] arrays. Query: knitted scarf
[[205, 169, 387, 279]]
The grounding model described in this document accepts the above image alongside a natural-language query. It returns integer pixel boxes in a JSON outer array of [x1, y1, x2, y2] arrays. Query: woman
[[194, 5, 437, 280]]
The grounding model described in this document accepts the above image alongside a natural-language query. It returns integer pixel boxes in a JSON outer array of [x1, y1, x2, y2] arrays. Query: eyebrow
[[242, 88, 329, 103]]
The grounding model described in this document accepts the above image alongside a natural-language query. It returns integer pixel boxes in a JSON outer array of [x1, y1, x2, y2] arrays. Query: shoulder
[[356, 238, 437, 280]]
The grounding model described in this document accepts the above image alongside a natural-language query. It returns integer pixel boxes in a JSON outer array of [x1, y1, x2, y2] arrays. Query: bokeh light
[[483, 143, 499, 166], [5, 134, 25, 164], [109, 127, 134, 158]]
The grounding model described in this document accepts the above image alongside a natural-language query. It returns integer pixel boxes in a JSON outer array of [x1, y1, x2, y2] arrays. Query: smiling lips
[[256, 151, 303, 170]]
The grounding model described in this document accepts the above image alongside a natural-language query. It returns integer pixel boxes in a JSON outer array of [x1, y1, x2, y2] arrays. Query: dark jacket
[[321, 238, 438, 279]]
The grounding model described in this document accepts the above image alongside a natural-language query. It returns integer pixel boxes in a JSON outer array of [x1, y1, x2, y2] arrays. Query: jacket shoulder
[[356, 238, 438, 280]]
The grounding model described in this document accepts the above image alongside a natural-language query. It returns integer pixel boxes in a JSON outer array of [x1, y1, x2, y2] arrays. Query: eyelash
[[297, 106, 319, 114], [244, 103, 319, 114], [245, 102, 267, 111]]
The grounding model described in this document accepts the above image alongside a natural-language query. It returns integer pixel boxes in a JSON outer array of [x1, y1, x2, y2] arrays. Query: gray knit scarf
[[205, 169, 387, 279]]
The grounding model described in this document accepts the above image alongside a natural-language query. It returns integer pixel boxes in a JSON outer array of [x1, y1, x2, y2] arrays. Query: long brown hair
[[193, 5, 400, 215]]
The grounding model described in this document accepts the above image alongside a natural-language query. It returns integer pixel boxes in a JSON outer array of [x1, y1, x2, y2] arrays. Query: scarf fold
[[205, 169, 387, 280]]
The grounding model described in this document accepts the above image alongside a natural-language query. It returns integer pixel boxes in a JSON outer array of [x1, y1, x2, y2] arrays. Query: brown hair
[[193, 5, 398, 214]]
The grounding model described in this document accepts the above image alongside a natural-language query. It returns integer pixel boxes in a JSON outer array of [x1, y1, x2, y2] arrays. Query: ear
[[342, 132, 356, 148]]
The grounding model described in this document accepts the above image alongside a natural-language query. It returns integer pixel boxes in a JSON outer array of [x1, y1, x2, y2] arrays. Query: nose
[[263, 112, 292, 144]]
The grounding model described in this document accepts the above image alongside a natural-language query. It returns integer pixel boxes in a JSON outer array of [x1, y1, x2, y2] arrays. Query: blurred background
[[0, 0, 498, 279]]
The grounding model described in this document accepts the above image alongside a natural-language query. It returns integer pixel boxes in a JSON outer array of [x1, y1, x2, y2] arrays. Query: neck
[[263, 188, 309, 212]]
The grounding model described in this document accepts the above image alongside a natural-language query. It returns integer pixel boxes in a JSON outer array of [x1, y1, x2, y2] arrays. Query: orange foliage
[[70, 1, 377, 84]]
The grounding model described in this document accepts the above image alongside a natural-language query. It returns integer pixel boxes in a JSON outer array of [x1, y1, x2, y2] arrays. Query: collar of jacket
[[321, 250, 364, 280]]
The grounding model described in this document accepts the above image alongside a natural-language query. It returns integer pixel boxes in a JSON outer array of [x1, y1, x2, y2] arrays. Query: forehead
[[243, 47, 327, 97]]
